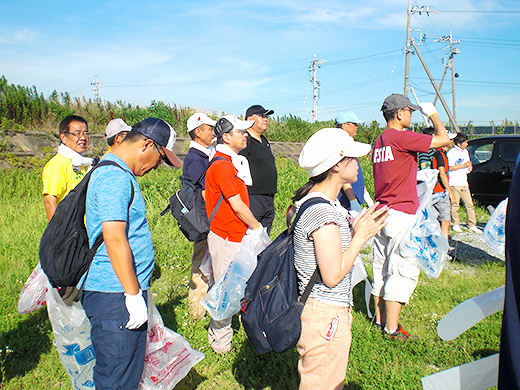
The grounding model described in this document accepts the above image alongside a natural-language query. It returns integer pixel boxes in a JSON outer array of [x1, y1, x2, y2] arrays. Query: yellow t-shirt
[[42, 153, 88, 203]]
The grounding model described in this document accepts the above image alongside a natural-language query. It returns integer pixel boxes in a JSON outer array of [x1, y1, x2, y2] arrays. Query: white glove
[[246, 224, 264, 238], [124, 289, 148, 329], [364, 192, 374, 208], [418, 102, 438, 118]]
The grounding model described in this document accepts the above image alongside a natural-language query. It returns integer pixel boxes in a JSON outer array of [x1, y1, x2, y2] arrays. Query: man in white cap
[[82, 117, 181, 389], [371, 94, 450, 340], [184, 112, 217, 319], [239, 105, 277, 234], [205, 114, 262, 353], [104, 118, 131, 155], [335, 110, 373, 213]]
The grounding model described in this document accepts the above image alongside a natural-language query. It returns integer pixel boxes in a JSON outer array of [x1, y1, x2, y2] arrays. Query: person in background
[[204, 114, 262, 354], [448, 132, 482, 234], [293, 127, 388, 389], [184, 112, 217, 319], [418, 127, 435, 170], [239, 105, 277, 234], [82, 118, 182, 389], [42, 115, 92, 221], [335, 110, 374, 213], [371, 94, 450, 340], [431, 133, 458, 242], [104, 118, 131, 156]]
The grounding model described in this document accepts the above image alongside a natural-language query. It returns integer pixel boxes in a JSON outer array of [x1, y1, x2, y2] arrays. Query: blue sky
[[1, 0, 519, 126]]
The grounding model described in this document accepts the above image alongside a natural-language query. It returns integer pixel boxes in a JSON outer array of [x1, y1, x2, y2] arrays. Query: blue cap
[[336, 111, 362, 125], [131, 117, 182, 168]]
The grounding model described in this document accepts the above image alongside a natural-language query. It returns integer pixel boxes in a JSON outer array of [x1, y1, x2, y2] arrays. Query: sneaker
[[452, 224, 463, 233], [384, 325, 417, 341], [469, 226, 482, 234]]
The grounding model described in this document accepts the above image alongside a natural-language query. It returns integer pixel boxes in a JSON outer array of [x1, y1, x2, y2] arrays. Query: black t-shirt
[[239, 134, 278, 195]]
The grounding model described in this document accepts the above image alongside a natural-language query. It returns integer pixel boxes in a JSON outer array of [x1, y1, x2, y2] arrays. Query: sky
[[1, 0, 520, 126]]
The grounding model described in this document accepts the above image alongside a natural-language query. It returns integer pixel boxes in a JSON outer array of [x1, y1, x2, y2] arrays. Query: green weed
[[0, 157, 503, 390]]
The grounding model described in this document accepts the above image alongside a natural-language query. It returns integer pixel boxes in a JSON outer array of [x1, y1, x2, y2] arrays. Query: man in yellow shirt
[[42, 115, 92, 221]]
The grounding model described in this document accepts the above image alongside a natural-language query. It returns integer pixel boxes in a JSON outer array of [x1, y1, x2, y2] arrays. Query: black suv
[[467, 135, 520, 205]]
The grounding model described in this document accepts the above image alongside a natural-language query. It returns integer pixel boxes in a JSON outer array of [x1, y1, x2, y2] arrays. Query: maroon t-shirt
[[372, 128, 432, 214]]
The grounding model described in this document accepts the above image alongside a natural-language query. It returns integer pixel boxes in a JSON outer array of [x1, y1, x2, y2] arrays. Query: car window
[[467, 142, 494, 164], [499, 141, 520, 162]]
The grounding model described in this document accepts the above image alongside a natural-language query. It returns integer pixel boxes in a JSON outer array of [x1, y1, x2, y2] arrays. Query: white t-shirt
[[447, 146, 470, 187]]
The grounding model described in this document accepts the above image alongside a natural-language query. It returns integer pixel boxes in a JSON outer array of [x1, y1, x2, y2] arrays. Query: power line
[[435, 10, 520, 13]]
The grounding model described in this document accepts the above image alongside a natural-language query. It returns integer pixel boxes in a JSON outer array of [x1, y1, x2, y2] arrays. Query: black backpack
[[240, 197, 327, 354], [40, 160, 133, 290], [161, 156, 224, 242]]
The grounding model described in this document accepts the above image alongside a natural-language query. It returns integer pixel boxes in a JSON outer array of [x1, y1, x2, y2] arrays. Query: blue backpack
[[240, 197, 327, 354]]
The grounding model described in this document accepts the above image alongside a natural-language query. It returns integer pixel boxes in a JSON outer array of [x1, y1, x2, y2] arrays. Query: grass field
[[0, 156, 504, 390]]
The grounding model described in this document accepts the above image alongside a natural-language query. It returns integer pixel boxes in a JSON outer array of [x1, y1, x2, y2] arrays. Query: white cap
[[214, 115, 255, 139], [299, 128, 371, 177], [187, 113, 217, 133], [221, 115, 255, 130], [105, 118, 131, 138]]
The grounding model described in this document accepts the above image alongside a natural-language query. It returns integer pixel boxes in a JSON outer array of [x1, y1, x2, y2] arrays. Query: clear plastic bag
[[482, 198, 507, 256], [199, 249, 214, 286], [47, 287, 96, 390], [399, 169, 449, 279], [18, 262, 50, 315], [139, 290, 205, 390], [201, 231, 271, 321]]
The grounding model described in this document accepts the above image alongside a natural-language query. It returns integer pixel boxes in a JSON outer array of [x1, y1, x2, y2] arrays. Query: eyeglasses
[[402, 107, 413, 114], [153, 141, 167, 163], [254, 114, 268, 119], [230, 129, 248, 135], [65, 131, 89, 138]]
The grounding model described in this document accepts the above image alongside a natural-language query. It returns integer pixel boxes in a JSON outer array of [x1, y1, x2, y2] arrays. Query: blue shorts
[[82, 291, 148, 390]]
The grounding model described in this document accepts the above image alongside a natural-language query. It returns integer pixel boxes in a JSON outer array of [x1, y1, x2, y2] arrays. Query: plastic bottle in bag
[[201, 231, 271, 321], [482, 198, 507, 256]]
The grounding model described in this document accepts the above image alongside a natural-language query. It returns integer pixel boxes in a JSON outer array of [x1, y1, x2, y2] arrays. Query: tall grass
[[0, 154, 503, 389]]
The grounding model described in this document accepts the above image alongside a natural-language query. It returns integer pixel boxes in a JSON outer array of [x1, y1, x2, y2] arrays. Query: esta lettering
[[373, 146, 394, 163]]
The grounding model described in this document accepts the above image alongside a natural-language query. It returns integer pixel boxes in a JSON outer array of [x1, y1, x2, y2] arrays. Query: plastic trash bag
[[139, 291, 204, 390], [201, 230, 271, 321], [400, 169, 449, 279], [482, 198, 507, 256], [47, 287, 96, 390], [18, 262, 50, 314], [350, 256, 372, 318], [199, 249, 214, 286]]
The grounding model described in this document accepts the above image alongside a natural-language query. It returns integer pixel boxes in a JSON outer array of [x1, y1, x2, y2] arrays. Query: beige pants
[[188, 240, 209, 319], [297, 298, 353, 390], [206, 231, 241, 354], [450, 185, 477, 227]]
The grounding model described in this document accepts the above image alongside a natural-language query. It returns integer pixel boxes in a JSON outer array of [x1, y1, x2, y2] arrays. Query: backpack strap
[[204, 156, 231, 223], [195, 156, 226, 185], [74, 160, 135, 299], [290, 196, 331, 304]]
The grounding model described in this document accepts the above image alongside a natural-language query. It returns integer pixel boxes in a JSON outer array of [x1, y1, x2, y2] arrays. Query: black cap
[[245, 105, 274, 119]]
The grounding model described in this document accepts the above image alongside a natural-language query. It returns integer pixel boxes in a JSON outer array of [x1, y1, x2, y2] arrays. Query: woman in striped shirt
[[294, 128, 388, 390]]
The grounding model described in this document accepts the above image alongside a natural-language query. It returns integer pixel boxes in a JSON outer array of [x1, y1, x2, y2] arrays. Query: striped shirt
[[293, 193, 353, 307]]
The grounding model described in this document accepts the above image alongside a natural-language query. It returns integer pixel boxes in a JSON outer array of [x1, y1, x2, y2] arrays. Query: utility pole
[[91, 76, 102, 103], [410, 39, 460, 132], [403, 3, 438, 96], [437, 31, 461, 122], [309, 54, 326, 123]]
